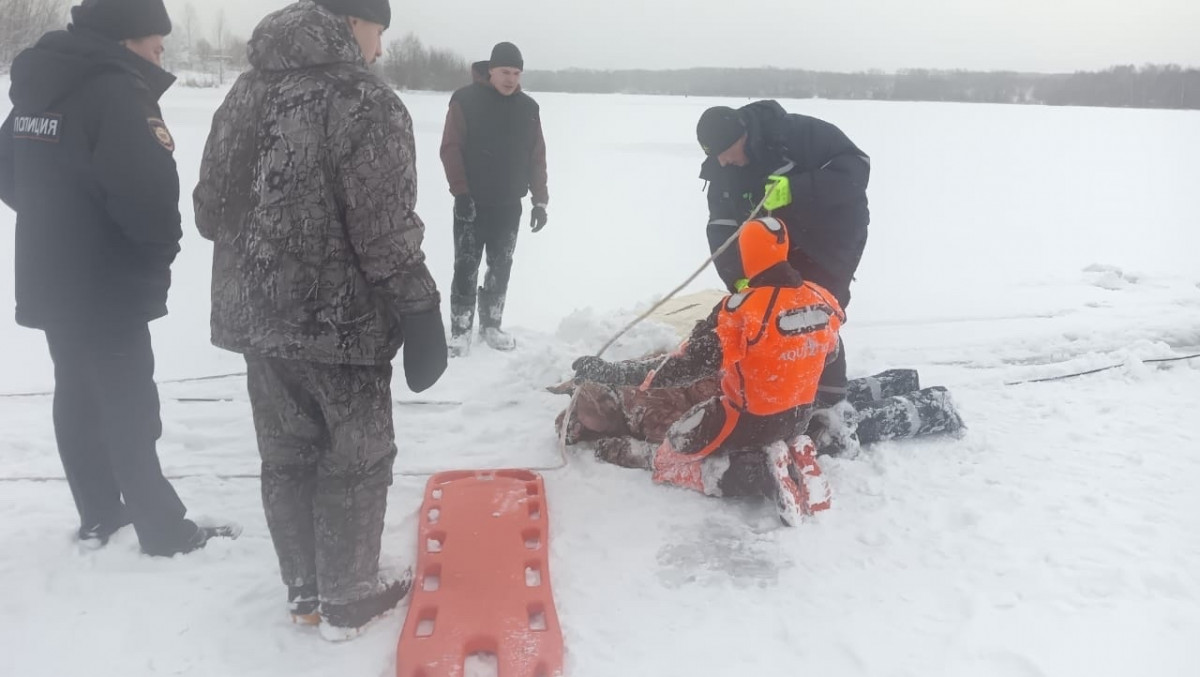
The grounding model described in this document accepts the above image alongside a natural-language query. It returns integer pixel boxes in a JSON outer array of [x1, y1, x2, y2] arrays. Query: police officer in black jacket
[[696, 100, 870, 408], [0, 0, 237, 556]]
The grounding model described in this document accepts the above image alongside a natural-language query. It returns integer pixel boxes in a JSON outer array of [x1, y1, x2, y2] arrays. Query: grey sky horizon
[[163, 0, 1200, 73]]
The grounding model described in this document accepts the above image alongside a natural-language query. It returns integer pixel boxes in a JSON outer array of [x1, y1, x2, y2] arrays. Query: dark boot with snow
[[76, 509, 132, 550], [289, 582, 320, 626], [856, 386, 965, 445], [141, 519, 242, 557], [847, 369, 922, 406], [807, 399, 862, 458], [319, 576, 411, 642]]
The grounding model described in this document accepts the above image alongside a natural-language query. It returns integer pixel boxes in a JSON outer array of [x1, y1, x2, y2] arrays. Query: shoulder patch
[[725, 290, 753, 312], [147, 117, 175, 152], [13, 113, 62, 143]]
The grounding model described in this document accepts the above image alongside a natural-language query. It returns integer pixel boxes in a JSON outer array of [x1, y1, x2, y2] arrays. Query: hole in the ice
[[522, 528, 541, 550], [479, 472, 495, 481], [431, 488, 443, 500], [525, 562, 542, 587], [528, 501, 542, 520], [415, 608, 437, 637], [526, 482, 540, 496], [427, 507, 441, 524], [423, 564, 441, 592], [528, 603, 547, 632], [463, 652, 499, 677], [426, 532, 445, 554]]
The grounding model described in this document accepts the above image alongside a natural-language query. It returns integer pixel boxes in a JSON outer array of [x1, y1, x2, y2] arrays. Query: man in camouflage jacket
[[194, 0, 446, 637]]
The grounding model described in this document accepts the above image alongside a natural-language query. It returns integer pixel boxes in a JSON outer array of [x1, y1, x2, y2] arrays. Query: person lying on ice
[[557, 222, 965, 520], [563, 217, 845, 522]]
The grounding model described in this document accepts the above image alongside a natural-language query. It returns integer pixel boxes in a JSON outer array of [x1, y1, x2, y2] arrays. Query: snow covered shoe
[[76, 513, 132, 550], [289, 583, 320, 626], [593, 436, 655, 469], [766, 438, 831, 527], [847, 369, 921, 406], [319, 576, 412, 642], [142, 519, 242, 557], [449, 332, 472, 358], [856, 386, 965, 445], [481, 327, 516, 352], [766, 442, 805, 526], [807, 399, 862, 458]]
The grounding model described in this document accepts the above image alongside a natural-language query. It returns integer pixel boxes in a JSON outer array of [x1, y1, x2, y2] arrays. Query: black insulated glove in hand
[[454, 195, 476, 224], [401, 309, 448, 392], [530, 205, 548, 233]]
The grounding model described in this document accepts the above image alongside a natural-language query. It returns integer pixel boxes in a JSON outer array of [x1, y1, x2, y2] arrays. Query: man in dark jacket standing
[[195, 0, 447, 640], [0, 0, 238, 557], [696, 101, 870, 414], [440, 42, 549, 356]]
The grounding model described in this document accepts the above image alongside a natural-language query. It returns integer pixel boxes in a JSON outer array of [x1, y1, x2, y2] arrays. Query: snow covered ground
[[1, 81, 1199, 677]]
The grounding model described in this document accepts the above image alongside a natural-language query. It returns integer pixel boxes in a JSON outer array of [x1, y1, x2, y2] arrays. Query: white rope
[[593, 182, 780, 357]]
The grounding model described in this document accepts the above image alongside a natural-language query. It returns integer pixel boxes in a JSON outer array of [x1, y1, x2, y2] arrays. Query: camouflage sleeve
[[648, 304, 724, 388], [336, 89, 440, 317], [194, 83, 239, 241]]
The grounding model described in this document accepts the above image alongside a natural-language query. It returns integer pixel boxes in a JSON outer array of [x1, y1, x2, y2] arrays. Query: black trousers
[[450, 201, 522, 337], [44, 322, 190, 550]]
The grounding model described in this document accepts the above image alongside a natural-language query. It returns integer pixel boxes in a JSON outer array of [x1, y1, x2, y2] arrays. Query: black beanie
[[70, 0, 172, 41], [314, 0, 392, 29], [697, 106, 746, 156], [489, 42, 524, 71]]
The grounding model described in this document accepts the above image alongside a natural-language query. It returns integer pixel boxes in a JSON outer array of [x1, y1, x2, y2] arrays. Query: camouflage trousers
[[450, 201, 522, 337], [245, 356, 397, 605]]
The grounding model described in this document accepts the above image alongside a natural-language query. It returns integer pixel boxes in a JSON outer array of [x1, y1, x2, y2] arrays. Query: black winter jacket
[[702, 100, 869, 306], [0, 27, 181, 330]]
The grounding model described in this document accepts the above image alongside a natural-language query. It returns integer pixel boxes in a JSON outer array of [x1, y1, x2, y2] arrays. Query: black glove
[[454, 195, 476, 224], [530, 205, 548, 233], [400, 309, 448, 393], [572, 355, 615, 383]]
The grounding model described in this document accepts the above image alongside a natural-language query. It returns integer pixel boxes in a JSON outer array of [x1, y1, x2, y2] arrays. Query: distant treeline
[[379, 34, 470, 92], [2, 3, 1195, 111], [521, 65, 1200, 110]]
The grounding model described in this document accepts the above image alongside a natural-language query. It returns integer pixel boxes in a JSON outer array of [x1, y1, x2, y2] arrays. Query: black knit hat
[[697, 106, 746, 156], [70, 0, 172, 41], [314, 0, 391, 28], [489, 42, 524, 71]]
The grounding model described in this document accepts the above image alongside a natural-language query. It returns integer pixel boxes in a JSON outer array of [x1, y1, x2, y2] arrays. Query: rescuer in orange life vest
[[568, 217, 846, 520]]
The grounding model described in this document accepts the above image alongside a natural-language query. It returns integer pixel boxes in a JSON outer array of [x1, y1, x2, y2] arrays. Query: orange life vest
[[715, 282, 845, 417]]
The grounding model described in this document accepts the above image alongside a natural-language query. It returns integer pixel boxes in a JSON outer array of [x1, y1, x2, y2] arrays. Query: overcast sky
[[164, 0, 1200, 73]]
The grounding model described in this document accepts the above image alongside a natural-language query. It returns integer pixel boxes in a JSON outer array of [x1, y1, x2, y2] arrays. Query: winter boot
[[481, 327, 516, 352], [141, 519, 242, 557], [319, 575, 412, 642], [76, 509, 132, 550], [847, 369, 922, 406], [289, 583, 320, 626], [594, 436, 655, 470], [807, 399, 862, 458], [856, 386, 966, 445], [449, 332, 472, 358]]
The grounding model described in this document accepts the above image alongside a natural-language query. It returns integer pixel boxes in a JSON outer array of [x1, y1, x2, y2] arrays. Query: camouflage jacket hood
[[193, 0, 439, 365], [247, 0, 364, 72]]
